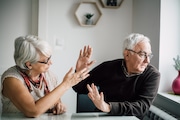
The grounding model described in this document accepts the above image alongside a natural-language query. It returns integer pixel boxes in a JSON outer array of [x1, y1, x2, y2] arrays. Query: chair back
[[76, 94, 97, 113]]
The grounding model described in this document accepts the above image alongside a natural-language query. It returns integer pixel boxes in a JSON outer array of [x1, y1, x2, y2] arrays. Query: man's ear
[[123, 50, 129, 60], [25, 62, 32, 69]]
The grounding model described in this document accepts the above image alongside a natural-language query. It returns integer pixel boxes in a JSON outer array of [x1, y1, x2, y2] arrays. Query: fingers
[[66, 67, 90, 80], [77, 67, 90, 80], [88, 60, 96, 66], [79, 45, 92, 57], [87, 84, 109, 113], [87, 83, 100, 99], [83, 46, 87, 57], [53, 103, 67, 115], [87, 83, 96, 93], [67, 67, 74, 74], [87, 84, 92, 92], [87, 84, 95, 101], [91, 83, 100, 96], [81, 45, 92, 58], [100, 92, 104, 101], [87, 45, 93, 58], [76, 45, 94, 72], [79, 49, 83, 58]]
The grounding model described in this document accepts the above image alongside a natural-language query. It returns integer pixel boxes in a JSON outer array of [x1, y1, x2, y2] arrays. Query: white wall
[[0, 0, 38, 112], [132, 0, 160, 69], [159, 0, 180, 92], [0, 0, 38, 74]]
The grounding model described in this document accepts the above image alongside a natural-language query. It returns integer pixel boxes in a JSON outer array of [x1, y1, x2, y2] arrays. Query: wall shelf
[[75, 1, 102, 27], [100, 0, 124, 9]]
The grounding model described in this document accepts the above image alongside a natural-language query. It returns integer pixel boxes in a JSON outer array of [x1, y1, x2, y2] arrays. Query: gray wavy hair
[[123, 33, 150, 51], [14, 35, 52, 69]]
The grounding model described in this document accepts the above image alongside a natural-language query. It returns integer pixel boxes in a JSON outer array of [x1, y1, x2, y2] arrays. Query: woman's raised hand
[[62, 67, 90, 88]]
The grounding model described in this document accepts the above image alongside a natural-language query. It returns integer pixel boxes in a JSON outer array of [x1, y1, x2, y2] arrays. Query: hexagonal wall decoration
[[75, 1, 102, 27]]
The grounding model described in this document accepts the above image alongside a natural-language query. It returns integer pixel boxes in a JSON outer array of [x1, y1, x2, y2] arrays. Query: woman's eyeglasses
[[37, 56, 51, 64]]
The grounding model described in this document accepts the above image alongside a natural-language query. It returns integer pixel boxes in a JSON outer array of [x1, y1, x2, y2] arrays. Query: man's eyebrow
[[138, 50, 152, 55], [137, 50, 146, 53]]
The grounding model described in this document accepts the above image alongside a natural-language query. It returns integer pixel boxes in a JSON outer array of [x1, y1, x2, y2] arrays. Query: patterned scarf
[[16, 66, 50, 95]]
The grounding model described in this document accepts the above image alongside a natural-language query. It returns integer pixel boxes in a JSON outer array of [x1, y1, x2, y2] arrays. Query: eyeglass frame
[[37, 56, 51, 64], [126, 49, 153, 60]]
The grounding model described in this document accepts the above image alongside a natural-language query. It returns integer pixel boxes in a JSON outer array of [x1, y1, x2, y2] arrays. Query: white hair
[[123, 33, 150, 51], [14, 35, 52, 69]]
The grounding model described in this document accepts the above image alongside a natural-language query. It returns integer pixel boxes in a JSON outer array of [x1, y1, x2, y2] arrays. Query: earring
[[28, 70, 32, 77]]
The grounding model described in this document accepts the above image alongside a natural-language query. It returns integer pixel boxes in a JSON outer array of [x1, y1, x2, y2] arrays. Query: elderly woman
[[1, 35, 94, 117]]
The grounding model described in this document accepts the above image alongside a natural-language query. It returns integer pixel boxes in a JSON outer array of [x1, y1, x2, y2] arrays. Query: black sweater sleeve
[[72, 61, 106, 94]]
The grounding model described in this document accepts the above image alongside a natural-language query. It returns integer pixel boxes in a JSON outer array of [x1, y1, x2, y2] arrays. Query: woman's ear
[[25, 62, 32, 70]]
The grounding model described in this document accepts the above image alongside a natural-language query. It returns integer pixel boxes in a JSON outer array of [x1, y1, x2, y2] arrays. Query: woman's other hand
[[52, 102, 67, 115]]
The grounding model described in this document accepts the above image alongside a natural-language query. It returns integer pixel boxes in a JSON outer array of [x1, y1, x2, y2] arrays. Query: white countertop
[[158, 92, 180, 104], [0, 112, 139, 120]]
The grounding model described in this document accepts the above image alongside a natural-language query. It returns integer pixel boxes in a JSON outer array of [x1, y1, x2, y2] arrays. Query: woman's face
[[31, 54, 52, 74]]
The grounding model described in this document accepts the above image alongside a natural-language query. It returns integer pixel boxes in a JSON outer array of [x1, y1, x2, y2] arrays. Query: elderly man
[[73, 33, 160, 119]]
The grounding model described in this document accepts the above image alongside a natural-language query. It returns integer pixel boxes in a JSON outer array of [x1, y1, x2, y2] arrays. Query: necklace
[[16, 66, 50, 94], [28, 75, 41, 88]]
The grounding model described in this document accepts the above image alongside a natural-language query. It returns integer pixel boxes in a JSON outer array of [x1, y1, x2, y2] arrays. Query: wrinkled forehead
[[134, 41, 152, 53]]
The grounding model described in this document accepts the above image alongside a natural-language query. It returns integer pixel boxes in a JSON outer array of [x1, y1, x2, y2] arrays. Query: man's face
[[125, 41, 152, 74]]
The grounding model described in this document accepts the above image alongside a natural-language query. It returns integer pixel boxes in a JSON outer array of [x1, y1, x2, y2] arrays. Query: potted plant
[[172, 55, 180, 95], [173, 55, 180, 71], [84, 13, 94, 25]]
